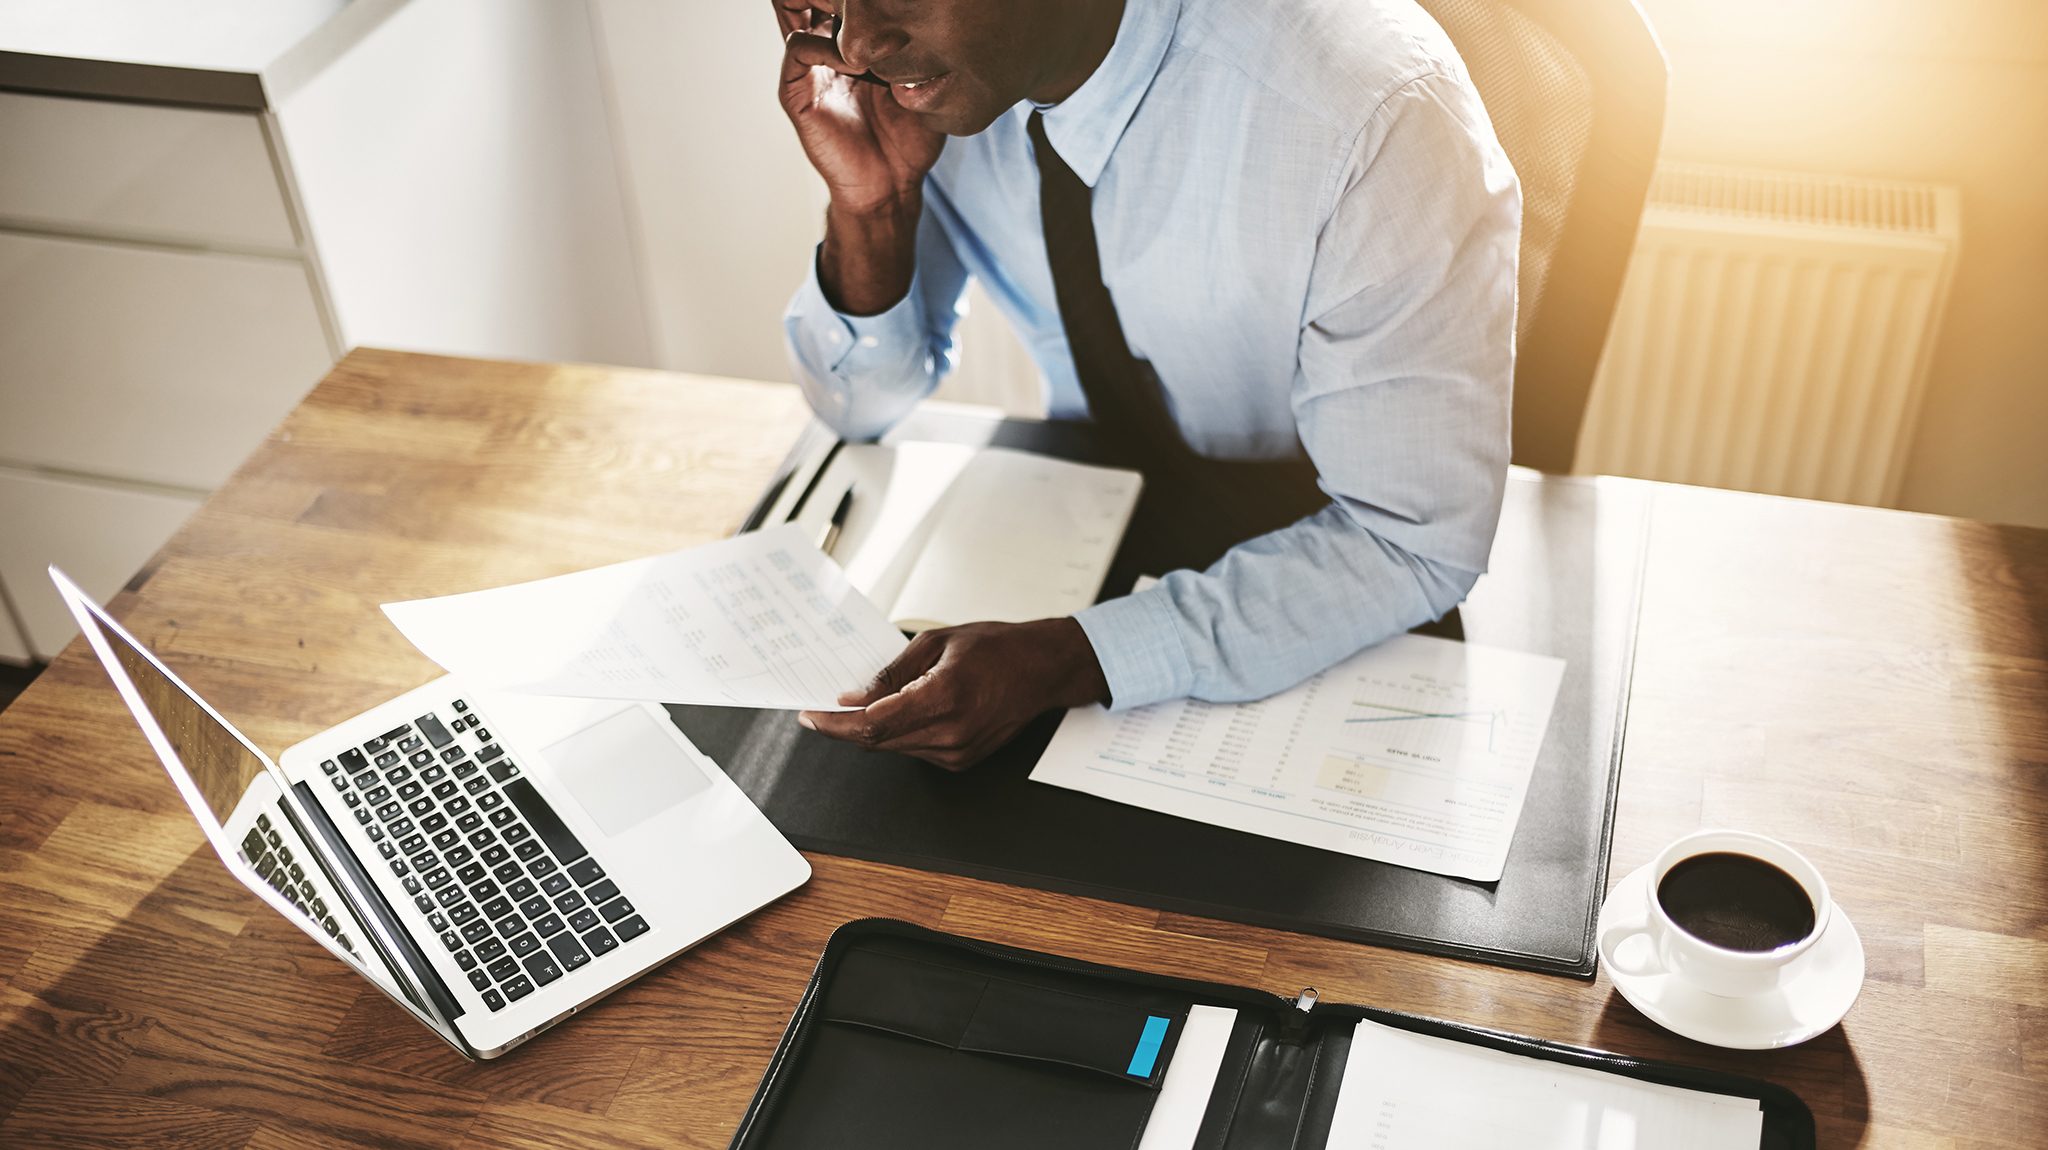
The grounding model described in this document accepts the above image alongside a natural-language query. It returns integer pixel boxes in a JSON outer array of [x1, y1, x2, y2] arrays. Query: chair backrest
[[1414, 0, 1667, 472]]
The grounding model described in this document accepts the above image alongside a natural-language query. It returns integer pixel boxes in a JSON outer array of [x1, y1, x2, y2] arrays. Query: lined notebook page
[[1325, 1020, 1764, 1149]]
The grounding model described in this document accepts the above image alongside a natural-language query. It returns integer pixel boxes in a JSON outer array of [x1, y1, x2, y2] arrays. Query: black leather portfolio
[[671, 411, 1648, 976], [729, 920, 1814, 1150]]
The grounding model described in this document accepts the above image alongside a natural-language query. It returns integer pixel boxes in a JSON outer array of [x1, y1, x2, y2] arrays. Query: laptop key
[[547, 932, 590, 970], [519, 895, 549, 919], [482, 845, 510, 866], [378, 840, 397, 859], [331, 774, 350, 792], [254, 853, 277, 881], [599, 897, 635, 923], [468, 829, 496, 849], [387, 817, 414, 838], [475, 728, 492, 742], [567, 907, 600, 933], [514, 840, 544, 861], [402, 875, 422, 895], [532, 913, 566, 938], [455, 762, 481, 781], [487, 904, 519, 929], [421, 765, 447, 786], [423, 867, 452, 889], [470, 878, 501, 902], [567, 859, 605, 886], [462, 920, 492, 943], [507, 877, 538, 901], [449, 903, 480, 926], [399, 833, 427, 854], [502, 778, 587, 863], [581, 926, 618, 956], [464, 776, 491, 796], [408, 798, 434, 817], [363, 785, 391, 806], [376, 802, 402, 822], [540, 873, 571, 896], [277, 845, 294, 865], [467, 969, 489, 991], [584, 878, 620, 904], [508, 932, 541, 957], [488, 956, 520, 981], [339, 748, 369, 774], [437, 887, 466, 910], [445, 795, 471, 817], [554, 891, 585, 914], [413, 850, 441, 872], [397, 781, 424, 801], [417, 713, 454, 749], [474, 938, 506, 962], [453, 699, 468, 712], [352, 807, 371, 824], [419, 812, 447, 833], [527, 856, 558, 879], [482, 988, 505, 1012], [477, 743, 504, 763], [266, 828, 283, 848], [489, 807, 518, 828], [386, 765, 412, 785], [502, 975, 535, 1002], [432, 830, 460, 850], [319, 760, 338, 776], [410, 750, 434, 768], [400, 735, 423, 754], [428, 911, 448, 931], [415, 895, 434, 914], [614, 915, 650, 943], [487, 761, 519, 783], [375, 750, 399, 769], [456, 862, 486, 884], [242, 828, 267, 857], [457, 813, 483, 833], [442, 746, 465, 764], [440, 930, 462, 951], [522, 952, 563, 986], [366, 824, 385, 842]]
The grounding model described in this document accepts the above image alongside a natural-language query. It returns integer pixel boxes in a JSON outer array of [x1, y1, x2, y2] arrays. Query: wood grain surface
[[2, 348, 2043, 1148]]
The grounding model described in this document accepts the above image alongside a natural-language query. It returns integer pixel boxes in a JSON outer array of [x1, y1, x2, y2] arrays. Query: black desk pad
[[671, 413, 1649, 976]]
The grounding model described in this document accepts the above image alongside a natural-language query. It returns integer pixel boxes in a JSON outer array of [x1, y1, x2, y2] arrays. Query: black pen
[[818, 488, 854, 557]]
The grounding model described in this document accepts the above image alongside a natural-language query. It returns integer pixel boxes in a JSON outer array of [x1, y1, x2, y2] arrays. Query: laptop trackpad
[[543, 707, 709, 837]]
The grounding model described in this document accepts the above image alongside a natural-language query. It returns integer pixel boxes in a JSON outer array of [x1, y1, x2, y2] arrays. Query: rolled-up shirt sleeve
[[1074, 70, 1520, 709], [783, 194, 973, 442]]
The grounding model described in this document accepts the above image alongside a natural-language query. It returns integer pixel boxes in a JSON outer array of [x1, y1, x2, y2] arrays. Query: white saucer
[[1596, 863, 1864, 1049]]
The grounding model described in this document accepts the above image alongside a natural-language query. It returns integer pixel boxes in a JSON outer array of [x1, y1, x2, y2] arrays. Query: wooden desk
[[2, 348, 2042, 1148]]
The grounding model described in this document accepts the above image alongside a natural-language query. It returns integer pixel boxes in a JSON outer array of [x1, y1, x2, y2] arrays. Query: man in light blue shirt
[[775, 0, 1519, 767]]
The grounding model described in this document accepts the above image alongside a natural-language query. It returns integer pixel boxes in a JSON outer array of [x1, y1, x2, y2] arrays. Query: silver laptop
[[52, 566, 810, 1059]]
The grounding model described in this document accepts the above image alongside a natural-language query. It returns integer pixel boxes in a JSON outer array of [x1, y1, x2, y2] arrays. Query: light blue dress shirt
[[785, 0, 1521, 711]]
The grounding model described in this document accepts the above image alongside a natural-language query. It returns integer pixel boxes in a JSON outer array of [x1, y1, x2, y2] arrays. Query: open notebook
[[785, 442, 1143, 633]]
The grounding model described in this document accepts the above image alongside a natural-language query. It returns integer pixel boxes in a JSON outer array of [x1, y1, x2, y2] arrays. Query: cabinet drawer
[[0, 231, 333, 489], [0, 90, 296, 249], [0, 468, 202, 661]]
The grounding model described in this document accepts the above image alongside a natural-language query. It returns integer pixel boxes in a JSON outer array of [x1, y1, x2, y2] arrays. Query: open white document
[[785, 442, 1142, 632], [1031, 628, 1565, 881], [381, 524, 908, 711], [1135, 1005, 1238, 1150], [1325, 1019, 1764, 1148]]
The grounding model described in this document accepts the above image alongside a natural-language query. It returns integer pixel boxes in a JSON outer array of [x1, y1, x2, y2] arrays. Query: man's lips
[[884, 71, 953, 111]]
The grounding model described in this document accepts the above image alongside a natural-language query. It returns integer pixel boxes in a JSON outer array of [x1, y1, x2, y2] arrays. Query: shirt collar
[[1035, 0, 1181, 188]]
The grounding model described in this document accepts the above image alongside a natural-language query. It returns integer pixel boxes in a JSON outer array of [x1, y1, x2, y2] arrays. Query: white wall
[[587, 0, 1042, 411], [1639, 0, 2048, 529]]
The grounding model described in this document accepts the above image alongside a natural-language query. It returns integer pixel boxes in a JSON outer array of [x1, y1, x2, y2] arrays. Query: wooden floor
[[1, 349, 2043, 1148]]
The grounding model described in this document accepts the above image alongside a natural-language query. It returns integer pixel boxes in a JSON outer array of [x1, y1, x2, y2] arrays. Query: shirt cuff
[[1073, 590, 1195, 711], [786, 247, 928, 382]]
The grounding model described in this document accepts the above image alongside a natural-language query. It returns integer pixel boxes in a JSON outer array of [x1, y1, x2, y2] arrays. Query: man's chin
[[897, 93, 1008, 138]]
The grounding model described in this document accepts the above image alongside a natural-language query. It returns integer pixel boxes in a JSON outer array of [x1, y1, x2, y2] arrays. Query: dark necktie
[[1028, 109, 1327, 569], [1028, 110, 1183, 472]]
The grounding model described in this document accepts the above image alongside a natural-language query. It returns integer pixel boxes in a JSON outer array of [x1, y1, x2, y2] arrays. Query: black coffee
[[1656, 852, 1815, 952]]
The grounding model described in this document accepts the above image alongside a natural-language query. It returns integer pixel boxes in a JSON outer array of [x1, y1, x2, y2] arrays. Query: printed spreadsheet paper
[[1031, 630, 1565, 881], [381, 525, 908, 711], [1325, 1019, 1764, 1148]]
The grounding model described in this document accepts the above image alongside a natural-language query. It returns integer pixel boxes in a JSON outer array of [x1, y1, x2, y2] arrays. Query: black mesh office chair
[[1415, 0, 1667, 473]]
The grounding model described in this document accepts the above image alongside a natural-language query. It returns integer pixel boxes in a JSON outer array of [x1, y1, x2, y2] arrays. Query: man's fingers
[[782, 30, 858, 83], [838, 632, 946, 707]]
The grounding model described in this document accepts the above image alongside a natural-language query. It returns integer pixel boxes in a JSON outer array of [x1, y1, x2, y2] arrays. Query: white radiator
[[1575, 162, 1961, 506]]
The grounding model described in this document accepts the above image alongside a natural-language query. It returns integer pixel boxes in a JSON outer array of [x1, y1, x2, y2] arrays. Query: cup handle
[[1598, 916, 1662, 978]]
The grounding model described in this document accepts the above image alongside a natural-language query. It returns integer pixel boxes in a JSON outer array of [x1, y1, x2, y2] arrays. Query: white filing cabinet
[[0, 0, 650, 663]]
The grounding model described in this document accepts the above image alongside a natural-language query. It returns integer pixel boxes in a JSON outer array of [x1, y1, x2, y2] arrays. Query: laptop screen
[[96, 618, 266, 829]]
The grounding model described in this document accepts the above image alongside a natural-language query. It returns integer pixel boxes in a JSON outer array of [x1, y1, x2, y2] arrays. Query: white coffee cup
[[1600, 829, 1831, 998]]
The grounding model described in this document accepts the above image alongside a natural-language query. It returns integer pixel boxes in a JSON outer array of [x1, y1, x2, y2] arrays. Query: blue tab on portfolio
[[1127, 1015, 1171, 1078]]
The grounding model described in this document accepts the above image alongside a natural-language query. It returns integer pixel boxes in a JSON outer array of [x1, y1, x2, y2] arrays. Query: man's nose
[[836, 7, 909, 72]]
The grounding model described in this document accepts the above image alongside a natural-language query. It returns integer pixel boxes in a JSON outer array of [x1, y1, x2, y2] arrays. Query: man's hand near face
[[774, 2, 944, 316], [799, 618, 1111, 770]]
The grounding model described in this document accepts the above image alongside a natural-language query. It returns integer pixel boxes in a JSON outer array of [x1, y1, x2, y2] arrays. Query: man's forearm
[[819, 196, 922, 316]]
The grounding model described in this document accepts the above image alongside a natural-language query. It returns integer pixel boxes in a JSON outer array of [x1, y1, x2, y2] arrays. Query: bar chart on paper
[[1032, 634, 1565, 881]]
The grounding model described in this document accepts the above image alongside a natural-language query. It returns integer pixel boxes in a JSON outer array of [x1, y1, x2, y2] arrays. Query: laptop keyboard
[[241, 809, 358, 956], [323, 696, 651, 1012]]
